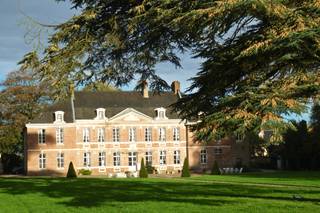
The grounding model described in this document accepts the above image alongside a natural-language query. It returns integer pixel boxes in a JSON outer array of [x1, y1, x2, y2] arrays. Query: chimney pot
[[171, 81, 180, 94], [142, 80, 149, 98]]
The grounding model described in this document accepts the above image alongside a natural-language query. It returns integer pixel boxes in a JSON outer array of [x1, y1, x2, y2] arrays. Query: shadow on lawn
[[0, 177, 319, 208]]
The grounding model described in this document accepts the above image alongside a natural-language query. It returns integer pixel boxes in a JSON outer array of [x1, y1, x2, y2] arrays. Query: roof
[[31, 91, 180, 123]]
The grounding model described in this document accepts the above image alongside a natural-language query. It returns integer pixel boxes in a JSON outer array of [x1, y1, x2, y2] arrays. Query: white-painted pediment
[[109, 108, 152, 122]]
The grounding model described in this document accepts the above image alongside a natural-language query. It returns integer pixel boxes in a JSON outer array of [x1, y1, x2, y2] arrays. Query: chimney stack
[[171, 81, 180, 94], [142, 80, 149, 98]]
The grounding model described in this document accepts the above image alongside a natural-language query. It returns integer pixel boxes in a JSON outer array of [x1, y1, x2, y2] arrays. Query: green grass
[[0, 171, 319, 212]]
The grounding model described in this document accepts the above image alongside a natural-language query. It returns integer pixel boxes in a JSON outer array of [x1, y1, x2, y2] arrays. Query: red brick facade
[[25, 91, 250, 176]]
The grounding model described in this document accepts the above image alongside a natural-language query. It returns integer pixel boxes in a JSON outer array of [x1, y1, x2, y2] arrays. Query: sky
[[0, 0, 200, 92], [0, 0, 309, 121]]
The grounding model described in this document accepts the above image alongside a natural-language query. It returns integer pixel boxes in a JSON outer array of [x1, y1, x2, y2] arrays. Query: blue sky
[[0, 0, 310, 121], [0, 0, 199, 92]]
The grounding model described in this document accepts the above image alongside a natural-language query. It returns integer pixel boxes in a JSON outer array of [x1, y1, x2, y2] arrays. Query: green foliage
[[78, 169, 92, 176], [211, 161, 221, 175], [280, 103, 320, 170], [139, 158, 148, 178], [21, 0, 320, 136], [66, 162, 77, 178], [181, 158, 190, 177], [146, 162, 154, 174], [82, 82, 120, 92], [0, 68, 52, 155]]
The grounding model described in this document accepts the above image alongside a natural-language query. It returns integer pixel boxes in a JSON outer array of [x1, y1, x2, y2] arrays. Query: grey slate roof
[[31, 91, 180, 123]]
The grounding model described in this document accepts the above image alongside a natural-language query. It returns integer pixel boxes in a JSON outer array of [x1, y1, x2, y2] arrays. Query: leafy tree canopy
[[0, 63, 52, 154], [22, 0, 320, 141]]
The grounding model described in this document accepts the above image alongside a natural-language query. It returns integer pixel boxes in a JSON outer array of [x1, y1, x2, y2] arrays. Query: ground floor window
[[39, 153, 46, 169], [200, 149, 207, 164], [173, 150, 180, 164], [113, 151, 121, 166], [99, 152, 106, 167], [83, 152, 91, 167], [145, 151, 152, 166], [159, 150, 166, 165], [128, 152, 137, 167], [57, 152, 64, 168]]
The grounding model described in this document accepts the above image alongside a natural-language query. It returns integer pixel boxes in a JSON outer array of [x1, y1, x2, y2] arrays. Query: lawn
[[0, 171, 319, 212]]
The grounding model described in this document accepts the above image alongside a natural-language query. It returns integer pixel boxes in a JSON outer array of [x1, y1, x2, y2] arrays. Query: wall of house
[[26, 121, 249, 176]]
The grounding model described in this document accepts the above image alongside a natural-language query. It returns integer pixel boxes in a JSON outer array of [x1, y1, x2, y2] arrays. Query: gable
[[109, 108, 153, 123]]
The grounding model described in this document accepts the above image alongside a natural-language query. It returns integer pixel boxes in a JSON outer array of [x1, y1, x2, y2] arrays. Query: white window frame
[[83, 152, 91, 167], [54, 111, 64, 123], [39, 153, 46, 169], [155, 107, 167, 120], [145, 127, 152, 142], [236, 132, 244, 143], [56, 127, 64, 144], [173, 127, 180, 142], [145, 151, 152, 166], [38, 129, 46, 144], [83, 128, 90, 143], [128, 152, 137, 167], [173, 150, 181, 164], [113, 151, 121, 166], [113, 127, 120, 142], [97, 128, 105, 143], [129, 128, 136, 142], [96, 108, 105, 120], [159, 150, 166, 165], [200, 149, 207, 164], [99, 151, 106, 167], [158, 127, 166, 142], [57, 152, 64, 168]]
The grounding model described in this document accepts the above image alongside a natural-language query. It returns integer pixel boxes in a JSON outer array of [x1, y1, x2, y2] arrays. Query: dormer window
[[96, 108, 106, 120], [54, 111, 64, 123], [155, 107, 167, 120]]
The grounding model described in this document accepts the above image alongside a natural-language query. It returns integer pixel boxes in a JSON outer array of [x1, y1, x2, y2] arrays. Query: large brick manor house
[[24, 81, 249, 176]]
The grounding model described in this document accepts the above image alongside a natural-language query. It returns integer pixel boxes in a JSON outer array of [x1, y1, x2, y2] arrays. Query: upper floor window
[[215, 134, 222, 143], [173, 127, 180, 141], [200, 149, 207, 164], [214, 148, 223, 155], [113, 127, 120, 142], [56, 128, 64, 144], [97, 128, 105, 142], [54, 111, 64, 123], [57, 152, 64, 168], [236, 133, 244, 143], [145, 128, 152, 142], [38, 129, 45, 144], [96, 108, 106, 120], [158, 127, 166, 142], [129, 128, 136, 142], [155, 107, 167, 119], [39, 153, 46, 169], [173, 150, 180, 164], [83, 128, 90, 143]]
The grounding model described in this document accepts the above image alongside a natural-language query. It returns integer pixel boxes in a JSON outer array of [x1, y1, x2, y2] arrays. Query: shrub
[[79, 169, 92, 175], [181, 158, 190, 177], [66, 162, 77, 178], [211, 160, 221, 175], [139, 158, 148, 178], [146, 162, 154, 174]]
